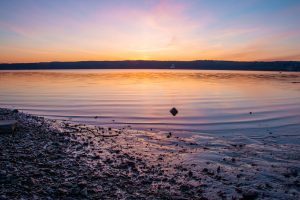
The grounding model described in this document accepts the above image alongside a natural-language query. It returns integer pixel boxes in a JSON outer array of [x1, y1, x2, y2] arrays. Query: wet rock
[[167, 132, 172, 138], [0, 120, 17, 134], [180, 184, 190, 192], [283, 168, 298, 178], [199, 197, 208, 200], [58, 188, 68, 195], [141, 178, 153, 185], [81, 187, 88, 197], [170, 107, 178, 116], [202, 168, 208, 173], [217, 190, 226, 198], [12, 109, 19, 113], [241, 190, 259, 200], [78, 180, 87, 188], [92, 155, 100, 159]]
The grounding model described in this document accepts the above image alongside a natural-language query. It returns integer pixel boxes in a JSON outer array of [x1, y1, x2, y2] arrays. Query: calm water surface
[[1, 70, 300, 135]]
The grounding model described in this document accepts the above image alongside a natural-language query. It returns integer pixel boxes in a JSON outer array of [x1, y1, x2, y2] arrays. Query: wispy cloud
[[0, 0, 299, 62]]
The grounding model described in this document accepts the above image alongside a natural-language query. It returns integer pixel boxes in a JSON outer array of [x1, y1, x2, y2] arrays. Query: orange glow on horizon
[[1, 0, 300, 63]]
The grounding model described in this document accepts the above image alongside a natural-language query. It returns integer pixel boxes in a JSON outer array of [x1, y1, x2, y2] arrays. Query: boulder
[[0, 120, 17, 134]]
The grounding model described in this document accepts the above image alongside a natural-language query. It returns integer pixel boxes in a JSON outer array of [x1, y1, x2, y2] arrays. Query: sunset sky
[[0, 0, 300, 63]]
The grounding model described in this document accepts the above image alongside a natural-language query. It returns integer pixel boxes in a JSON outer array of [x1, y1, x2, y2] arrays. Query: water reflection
[[0, 70, 299, 135]]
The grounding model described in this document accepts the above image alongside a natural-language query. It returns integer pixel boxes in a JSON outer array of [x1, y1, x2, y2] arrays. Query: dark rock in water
[[249, 112, 253, 115], [167, 132, 172, 138], [170, 107, 178, 116], [94, 116, 98, 119]]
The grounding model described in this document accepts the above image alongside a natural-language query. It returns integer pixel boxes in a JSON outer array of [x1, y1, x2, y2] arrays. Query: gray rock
[[81, 187, 88, 197], [242, 190, 259, 200], [0, 120, 17, 134]]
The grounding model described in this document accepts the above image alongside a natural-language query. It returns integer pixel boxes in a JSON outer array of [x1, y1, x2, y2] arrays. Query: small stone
[[81, 187, 88, 197], [242, 190, 258, 200], [78, 180, 87, 188], [58, 188, 68, 194], [92, 155, 100, 159], [167, 132, 172, 138], [12, 109, 19, 113], [170, 107, 178, 116], [180, 184, 190, 192], [217, 191, 226, 198]]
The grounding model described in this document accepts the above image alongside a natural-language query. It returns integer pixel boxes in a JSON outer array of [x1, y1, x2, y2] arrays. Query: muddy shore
[[0, 108, 299, 199]]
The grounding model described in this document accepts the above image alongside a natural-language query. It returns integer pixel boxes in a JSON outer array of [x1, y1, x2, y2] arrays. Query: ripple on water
[[0, 69, 300, 136]]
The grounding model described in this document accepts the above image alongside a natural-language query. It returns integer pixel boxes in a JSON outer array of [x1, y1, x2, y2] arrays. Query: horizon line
[[1, 59, 300, 65]]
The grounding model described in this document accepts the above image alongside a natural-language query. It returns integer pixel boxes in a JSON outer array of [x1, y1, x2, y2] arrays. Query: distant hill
[[0, 60, 300, 71]]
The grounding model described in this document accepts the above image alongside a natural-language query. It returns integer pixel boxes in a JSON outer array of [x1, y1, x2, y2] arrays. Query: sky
[[0, 0, 300, 63]]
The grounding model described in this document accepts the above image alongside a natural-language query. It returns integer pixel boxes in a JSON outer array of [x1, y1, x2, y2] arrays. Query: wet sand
[[0, 108, 299, 199]]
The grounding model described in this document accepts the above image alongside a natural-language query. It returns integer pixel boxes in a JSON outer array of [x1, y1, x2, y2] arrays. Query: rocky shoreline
[[0, 108, 299, 199]]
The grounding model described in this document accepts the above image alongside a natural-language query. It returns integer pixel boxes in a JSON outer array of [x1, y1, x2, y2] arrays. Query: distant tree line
[[0, 60, 299, 71]]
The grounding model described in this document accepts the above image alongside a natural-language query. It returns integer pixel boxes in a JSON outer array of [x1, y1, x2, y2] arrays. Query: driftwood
[[0, 120, 17, 134]]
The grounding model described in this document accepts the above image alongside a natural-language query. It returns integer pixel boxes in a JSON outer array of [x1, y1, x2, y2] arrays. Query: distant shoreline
[[1, 60, 300, 71]]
